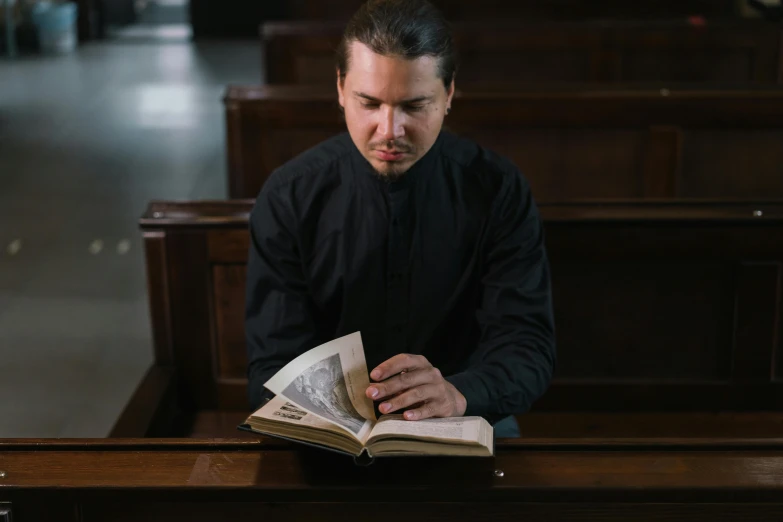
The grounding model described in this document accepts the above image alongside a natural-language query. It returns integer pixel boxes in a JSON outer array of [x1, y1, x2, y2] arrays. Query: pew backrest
[[140, 200, 783, 412], [224, 85, 783, 201], [261, 21, 783, 86], [279, 0, 741, 20]]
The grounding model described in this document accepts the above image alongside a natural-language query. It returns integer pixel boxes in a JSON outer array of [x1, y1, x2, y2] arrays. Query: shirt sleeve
[[446, 170, 556, 423], [245, 180, 321, 411]]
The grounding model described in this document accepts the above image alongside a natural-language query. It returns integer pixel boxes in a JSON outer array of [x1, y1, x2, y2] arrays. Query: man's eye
[[405, 105, 425, 112], [361, 102, 379, 109]]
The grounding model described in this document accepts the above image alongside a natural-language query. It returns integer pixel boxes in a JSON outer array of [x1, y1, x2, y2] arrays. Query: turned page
[[264, 332, 377, 443], [367, 415, 487, 444], [250, 394, 355, 436]]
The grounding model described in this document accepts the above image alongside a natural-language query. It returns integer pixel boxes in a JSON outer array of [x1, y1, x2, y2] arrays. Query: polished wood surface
[[223, 86, 783, 200], [117, 201, 783, 425], [3, 439, 783, 521], [261, 21, 783, 86], [3, 442, 783, 494]]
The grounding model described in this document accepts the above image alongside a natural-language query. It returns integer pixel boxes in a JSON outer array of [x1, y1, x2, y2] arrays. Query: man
[[246, 0, 555, 437]]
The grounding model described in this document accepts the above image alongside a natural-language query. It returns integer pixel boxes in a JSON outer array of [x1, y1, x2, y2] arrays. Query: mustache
[[369, 140, 413, 153]]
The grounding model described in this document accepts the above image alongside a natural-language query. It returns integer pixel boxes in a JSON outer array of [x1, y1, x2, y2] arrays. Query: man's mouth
[[374, 150, 406, 161]]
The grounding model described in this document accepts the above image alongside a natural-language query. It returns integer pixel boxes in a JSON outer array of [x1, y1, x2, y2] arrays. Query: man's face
[[338, 41, 455, 180]]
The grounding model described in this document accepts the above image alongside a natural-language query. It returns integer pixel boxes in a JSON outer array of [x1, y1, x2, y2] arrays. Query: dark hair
[[336, 0, 458, 91]]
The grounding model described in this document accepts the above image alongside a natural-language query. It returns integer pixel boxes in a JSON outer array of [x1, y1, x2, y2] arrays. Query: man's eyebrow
[[353, 92, 434, 104]]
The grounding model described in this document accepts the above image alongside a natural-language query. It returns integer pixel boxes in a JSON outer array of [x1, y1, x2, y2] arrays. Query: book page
[[250, 394, 347, 433], [367, 415, 484, 444], [246, 395, 364, 456], [264, 332, 376, 443]]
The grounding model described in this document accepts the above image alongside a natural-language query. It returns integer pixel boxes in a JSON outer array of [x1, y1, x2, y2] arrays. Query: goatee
[[372, 167, 408, 183]]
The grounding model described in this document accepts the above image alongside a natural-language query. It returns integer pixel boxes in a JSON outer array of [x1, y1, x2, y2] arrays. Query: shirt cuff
[[446, 371, 489, 418], [447, 371, 509, 426]]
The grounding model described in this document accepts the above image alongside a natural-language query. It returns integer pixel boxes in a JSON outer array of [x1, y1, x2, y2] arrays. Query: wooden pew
[[223, 85, 783, 200], [261, 20, 783, 86], [4, 438, 783, 521], [188, 0, 745, 39], [280, 0, 742, 21], [111, 200, 783, 440], [13, 200, 770, 520]]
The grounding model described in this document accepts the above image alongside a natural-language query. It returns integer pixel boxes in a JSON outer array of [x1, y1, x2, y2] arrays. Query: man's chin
[[369, 160, 412, 182]]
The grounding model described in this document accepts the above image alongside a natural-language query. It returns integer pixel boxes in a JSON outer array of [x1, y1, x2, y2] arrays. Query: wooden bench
[[111, 200, 783, 441], [261, 20, 783, 86], [3, 438, 783, 520], [277, 0, 742, 21], [223, 85, 783, 200], [5, 200, 772, 519]]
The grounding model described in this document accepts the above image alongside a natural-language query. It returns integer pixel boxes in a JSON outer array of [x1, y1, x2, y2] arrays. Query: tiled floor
[[0, 38, 261, 437], [109, 0, 192, 41]]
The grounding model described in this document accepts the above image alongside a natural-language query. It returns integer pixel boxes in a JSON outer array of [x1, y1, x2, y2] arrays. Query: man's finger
[[367, 366, 441, 401], [378, 384, 440, 414], [370, 353, 430, 381], [403, 401, 440, 421], [366, 366, 440, 400]]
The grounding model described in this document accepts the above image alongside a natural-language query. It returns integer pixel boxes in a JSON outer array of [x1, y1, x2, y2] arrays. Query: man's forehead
[[345, 41, 443, 101]]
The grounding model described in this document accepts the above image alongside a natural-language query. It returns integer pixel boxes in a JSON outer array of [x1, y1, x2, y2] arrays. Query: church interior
[[1, 0, 783, 519]]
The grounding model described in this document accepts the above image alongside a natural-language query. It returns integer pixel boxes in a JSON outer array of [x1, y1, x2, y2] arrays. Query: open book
[[239, 332, 493, 460]]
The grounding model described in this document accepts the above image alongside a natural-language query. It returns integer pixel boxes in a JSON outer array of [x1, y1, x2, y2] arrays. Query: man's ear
[[337, 69, 346, 109], [446, 78, 455, 110]]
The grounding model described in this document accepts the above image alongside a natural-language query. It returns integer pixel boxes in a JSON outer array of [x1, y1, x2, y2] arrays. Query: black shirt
[[246, 131, 556, 424]]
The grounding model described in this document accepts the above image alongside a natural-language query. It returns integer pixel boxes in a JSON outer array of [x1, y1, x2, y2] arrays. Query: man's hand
[[365, 354, 467, 420]]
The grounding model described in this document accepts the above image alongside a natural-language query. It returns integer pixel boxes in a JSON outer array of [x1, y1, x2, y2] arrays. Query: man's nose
[[377, 106, 405, 141]]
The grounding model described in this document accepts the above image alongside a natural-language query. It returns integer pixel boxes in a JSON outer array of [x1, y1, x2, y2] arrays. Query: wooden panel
[[679, 131, 783, 198], [279, 0, 740, 22], [621, 49, 752, 82], [552, 260, 734, 380], [261, 21, 781, 86], [165, 231, 217, 410], [733, 263, 781, 381], [5, 447, 783, 496], [77, 501, 783, 522], [144, 231, 174, 366], [207, 229, 249, 263], [611, 25, 782, 84], [141, 202, 783, 412], [456, 128, 646, 201], [535, 382, 783, 411], [212, 265, 247, 381], [515, 412, 783, 438], [224, 86, 783, 200], [643, 126, 681, 198]]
